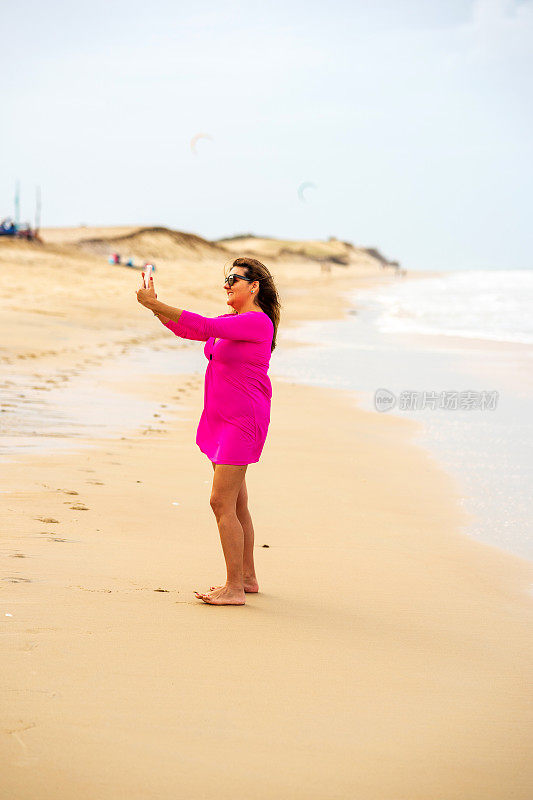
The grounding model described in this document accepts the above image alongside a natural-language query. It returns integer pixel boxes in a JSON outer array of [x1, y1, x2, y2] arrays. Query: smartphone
[[143, 264, 153, 288]]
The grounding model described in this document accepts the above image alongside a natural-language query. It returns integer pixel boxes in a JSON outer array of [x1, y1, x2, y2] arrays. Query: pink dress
[[163, 309, 274, 465]]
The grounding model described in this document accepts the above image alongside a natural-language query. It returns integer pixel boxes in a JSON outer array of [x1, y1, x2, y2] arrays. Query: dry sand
[[1, 228, 532, 799]]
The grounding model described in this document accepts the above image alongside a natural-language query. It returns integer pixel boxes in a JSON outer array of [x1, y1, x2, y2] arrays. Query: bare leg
[[194, 463, 247, 605], [208, 463, 259, 593], [237, 481, 259, 591]]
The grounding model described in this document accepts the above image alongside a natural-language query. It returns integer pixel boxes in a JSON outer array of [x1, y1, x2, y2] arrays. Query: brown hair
[[225, 257, 281, 352]]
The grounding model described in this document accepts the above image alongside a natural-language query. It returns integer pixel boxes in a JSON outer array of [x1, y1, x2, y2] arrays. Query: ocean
[[270, 270, 533, 561], [356, 269, 533, 345]]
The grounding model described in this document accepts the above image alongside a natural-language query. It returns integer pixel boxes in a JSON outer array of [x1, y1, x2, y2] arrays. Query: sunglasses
[[224, 274, 256, 287]]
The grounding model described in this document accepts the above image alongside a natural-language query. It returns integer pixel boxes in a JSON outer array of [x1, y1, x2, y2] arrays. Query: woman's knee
[[210, 492, 235, 517]]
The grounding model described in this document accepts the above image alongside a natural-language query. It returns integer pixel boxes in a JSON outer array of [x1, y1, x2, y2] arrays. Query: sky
[[1, 0, 532, 271]]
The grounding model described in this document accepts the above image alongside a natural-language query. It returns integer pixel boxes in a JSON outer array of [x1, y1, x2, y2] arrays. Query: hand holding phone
[[143, 264, 153, 288], [140, 267, 163, 318]]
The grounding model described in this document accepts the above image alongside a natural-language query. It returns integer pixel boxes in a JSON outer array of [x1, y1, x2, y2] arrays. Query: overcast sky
[[1, 0, 532, 270]]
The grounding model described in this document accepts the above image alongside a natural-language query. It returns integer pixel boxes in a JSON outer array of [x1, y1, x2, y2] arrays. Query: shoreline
[[2, 257, 533, 797], [271, 277, 533, 562]]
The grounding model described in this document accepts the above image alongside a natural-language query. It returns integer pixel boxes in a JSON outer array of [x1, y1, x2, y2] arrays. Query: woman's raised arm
[[160, 308, 272, 343], [161, 314, 212, 342], [149, 300, 210, 341], [143, 288, 272, 342]]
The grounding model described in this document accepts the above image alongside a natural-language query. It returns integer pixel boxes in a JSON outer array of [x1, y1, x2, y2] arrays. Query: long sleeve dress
[[163, 309, 274, 465]]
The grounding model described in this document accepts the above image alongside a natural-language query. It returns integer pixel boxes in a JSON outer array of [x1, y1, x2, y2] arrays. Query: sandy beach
[[1, 228, 532, 799]]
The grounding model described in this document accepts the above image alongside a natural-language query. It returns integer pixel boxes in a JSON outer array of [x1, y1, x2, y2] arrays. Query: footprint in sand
[[20, 642, 40, 653], [61, 490, 79, 496], [35, 517, 59, 524], [49, 537, 79, 543], [9, 553, 27, 559], [2, 576, 32, 583], [87, 480, 104, 485], [69, 503, 89, 511], [73, 586, 112, 593], [5, 722, 37, 736]]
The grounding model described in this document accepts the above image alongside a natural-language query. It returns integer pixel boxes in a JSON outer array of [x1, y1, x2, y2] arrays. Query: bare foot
[[209, 578, 259, 593], [194, 586, 245, 605]]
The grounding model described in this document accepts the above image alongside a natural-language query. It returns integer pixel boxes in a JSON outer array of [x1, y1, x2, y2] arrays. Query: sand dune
[[217, 233, 398, 268], [76, 226, 227, 262], [38, 225, 400, 270]]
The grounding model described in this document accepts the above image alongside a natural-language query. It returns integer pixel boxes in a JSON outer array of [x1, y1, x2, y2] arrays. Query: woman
[[136, 257, 281, 606]]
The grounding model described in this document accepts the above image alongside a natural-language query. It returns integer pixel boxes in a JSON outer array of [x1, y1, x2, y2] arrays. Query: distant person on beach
[[136, 258, 281, 605], [0, 218, 16, 236]]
